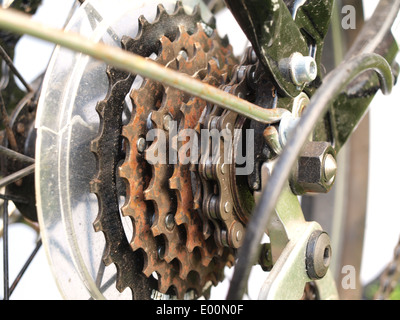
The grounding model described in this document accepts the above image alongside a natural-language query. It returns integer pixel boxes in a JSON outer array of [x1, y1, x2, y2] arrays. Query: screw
[[157, 246, 165, 259], [306, 231, 332, 280], [292, 141, 337, 195], [165, 214, 175, 231], [281, 52, 318, 86], [137, 137, 147, 153], [290, 53, 317, 86], [178, 50, 189, 61], [163, 114, 173, 131], [146, 112, 154, 130]]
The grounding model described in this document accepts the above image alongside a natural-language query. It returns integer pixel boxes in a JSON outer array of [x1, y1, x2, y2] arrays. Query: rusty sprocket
[[91, 2, 236, 299]]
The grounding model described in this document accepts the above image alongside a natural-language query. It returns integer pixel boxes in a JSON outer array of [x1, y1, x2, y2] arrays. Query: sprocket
[[91, 2, 237, 299]]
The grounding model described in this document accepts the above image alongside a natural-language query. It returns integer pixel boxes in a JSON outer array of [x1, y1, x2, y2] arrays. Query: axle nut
[[291, 141, 337, 195]]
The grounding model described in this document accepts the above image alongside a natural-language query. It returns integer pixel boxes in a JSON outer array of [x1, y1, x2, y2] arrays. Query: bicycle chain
[[198, 47, 267, 249], [91, 2, 236, 299]]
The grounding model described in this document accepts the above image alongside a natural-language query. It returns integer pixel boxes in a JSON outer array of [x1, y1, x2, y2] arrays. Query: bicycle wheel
[[0, 0, 61, 300], [31, 0, 400, 300]]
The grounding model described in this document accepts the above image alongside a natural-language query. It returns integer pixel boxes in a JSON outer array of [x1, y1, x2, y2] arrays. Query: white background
[[1, 0, 400, 299]]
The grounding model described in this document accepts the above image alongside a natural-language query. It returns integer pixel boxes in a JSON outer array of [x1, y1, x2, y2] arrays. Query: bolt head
[[157, 245, 165, 259], [137, 137, 147, 153], [292, 141, 337, 195], [306, 231, 332, 280], [165, 214, 175, 231], [290, 53, 318, 86], [163, 114, 173, 130], [178, 50, 189, 61]]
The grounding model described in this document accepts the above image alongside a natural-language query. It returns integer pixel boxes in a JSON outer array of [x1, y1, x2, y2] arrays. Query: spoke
[[2, 199, 9, 300], [0, 145, 34, 165], [0, 91, 18, 151], [9, 239, 42, 297], [0, 164, 35, 189], [0, 44, 32, 92], [89, 274, 116, 300], [0, 193, 28, 204], [94, 246, 106, 288]]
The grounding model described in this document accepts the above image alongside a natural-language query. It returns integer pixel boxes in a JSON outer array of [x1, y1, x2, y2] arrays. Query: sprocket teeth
[[118, 162, 130, 180], [91, 4, 237, 299], [173, 1, 185, 14], [89, 179, 100, 194], [95, 101, 106, 117], [169, 174, 180, 191], [143, 183, 156, 202], [92, 214, 102, 233], [191, 4, 200, 18], [121, 35, 133, 51], [103, 252, 113, 266], [155, 4, 168, 20], [138, 15, 151, 32], [90, 139, 100, 154]]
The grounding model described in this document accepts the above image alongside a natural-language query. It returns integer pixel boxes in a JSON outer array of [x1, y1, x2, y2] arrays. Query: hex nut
[[291, 141, 337, 195]]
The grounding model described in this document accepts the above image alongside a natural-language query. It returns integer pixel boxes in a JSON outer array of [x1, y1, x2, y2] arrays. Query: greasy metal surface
[[91, 3, 234, 299]]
